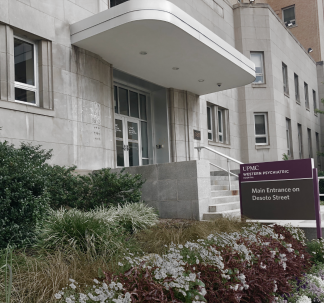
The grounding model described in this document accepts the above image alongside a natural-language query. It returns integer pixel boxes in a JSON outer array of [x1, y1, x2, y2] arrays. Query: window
[[14, 37, 38, 105], [307, 128, 313, 158], [313, 90, 317, 112], [297, 124, 303, 159], [207, 106, 213, 140], [294, 73, 299, 101], [110, 0, 129, 7], [218, 109, 224, 142], [283, 6, 296, 27], [282, 63, 289, 95], [316, 132, 321, 168], [250, 52, 265, 84], [304, 82, 309, 109], [286, 119, 292, 157], [207, 105, 229, 144], [254, 113, 268, 145]]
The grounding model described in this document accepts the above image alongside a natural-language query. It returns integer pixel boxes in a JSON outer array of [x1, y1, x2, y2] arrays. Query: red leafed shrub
[[195, 225, 311, 303]]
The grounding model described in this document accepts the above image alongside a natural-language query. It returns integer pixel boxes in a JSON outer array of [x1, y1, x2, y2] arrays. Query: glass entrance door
[[115, 117, 141, 167]]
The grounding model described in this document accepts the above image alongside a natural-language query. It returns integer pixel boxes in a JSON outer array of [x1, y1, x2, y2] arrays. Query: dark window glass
[[129, 91, 139, 118], [116, 140, 124, 167], [119, 87, 129, 116], [207, 107, 211, 130], [141, 122, 148, 158], [283, 6, 295, 25], [115, 119, 123, 139], [14, 38, 34, 85], [142, 159, 149, 165], [128, 142, 139, 167], [140, 94, 147, 120], [256, 137, 267, 144], [110, 0, 129, 7], [208, 133, 212, 140], [294, 74, 299, 101], [128, 122, 138, 141], [255, 115, 266, 135], [114, 86, 118, 114], [15, 88, 36, 104]]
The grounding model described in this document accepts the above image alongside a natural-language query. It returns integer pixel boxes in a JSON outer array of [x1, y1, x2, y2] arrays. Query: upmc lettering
[[243, 165, 259, 171]]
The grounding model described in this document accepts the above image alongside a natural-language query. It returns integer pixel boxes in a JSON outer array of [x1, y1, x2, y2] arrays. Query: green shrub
[[0, 142, 51, 249], [110, 202, 158, 233], [47, 168, 145, 210], [36, 203, 157, 253], [306, 238, 324, 263]]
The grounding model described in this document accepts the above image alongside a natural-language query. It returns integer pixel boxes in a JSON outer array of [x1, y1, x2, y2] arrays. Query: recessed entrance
[[114, 84, 149, 167]]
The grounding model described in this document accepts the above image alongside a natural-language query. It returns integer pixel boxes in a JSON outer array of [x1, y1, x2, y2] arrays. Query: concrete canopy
[[70, 0, 256, 95]]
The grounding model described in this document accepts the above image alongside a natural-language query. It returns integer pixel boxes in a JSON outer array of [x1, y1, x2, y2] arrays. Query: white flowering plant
[[54, 224, 311, 303]]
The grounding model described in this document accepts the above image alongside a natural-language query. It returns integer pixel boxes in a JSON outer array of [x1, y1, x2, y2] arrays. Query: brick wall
[[266, 0, 322, 62]]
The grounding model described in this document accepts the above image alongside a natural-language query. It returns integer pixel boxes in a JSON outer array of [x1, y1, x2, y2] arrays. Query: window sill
[[252, 83, 267, 88], [208, 141, 231, 149], [315, 113, 318, 117], [255, 145, 270, 150], [0, 100, 55, 117], [296, 100, 301, 105], [306, 107, 310, 112], [284, 93, 290, 98], [286, 24, 298, 29]]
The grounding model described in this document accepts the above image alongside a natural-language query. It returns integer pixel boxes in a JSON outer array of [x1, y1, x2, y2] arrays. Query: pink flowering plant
[[54, 224, 311, 303]]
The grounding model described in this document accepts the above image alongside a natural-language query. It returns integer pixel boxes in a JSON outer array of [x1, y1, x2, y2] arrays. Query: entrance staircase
[[203, 171, 241, 220]]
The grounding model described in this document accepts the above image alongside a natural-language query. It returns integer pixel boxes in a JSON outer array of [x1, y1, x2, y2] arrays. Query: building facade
[[0, 0, 323, 218]]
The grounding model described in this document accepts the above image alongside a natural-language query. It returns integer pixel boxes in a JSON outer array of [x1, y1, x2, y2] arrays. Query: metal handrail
[[319, 176, 324, 197], [195, 146, 243, 190]]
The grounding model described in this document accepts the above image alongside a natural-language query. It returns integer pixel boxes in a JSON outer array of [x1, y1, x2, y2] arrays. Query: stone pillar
[[168, 88, 201, 162], [0, 25, 14, 102]]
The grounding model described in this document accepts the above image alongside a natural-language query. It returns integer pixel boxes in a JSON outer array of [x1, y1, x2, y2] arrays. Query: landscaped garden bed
[[1, 141, 324, 302]]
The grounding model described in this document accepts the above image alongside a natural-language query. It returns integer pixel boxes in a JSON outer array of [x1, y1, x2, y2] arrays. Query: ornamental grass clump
[[55, 224, 312, 303]]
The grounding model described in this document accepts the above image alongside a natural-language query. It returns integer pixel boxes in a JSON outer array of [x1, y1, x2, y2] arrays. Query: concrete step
[[210, 175, 238, 181], [209, 201, 240, 212], [210, 180, 239, 186], [203, 209, 241, 220], [211, 184, 240, 191], [211, 189, 239, 197], [211, 195, 240, 204]]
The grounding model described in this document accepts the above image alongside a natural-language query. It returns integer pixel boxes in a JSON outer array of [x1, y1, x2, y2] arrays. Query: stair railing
[[195, 146, 243, 190]]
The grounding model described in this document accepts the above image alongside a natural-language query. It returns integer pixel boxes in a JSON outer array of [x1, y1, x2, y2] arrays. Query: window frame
[[304, 82, 309, 109], [13, 35, 39, 106], [282, 63, 289, 96], [297, 124, 303, 159], [307, 128, 313, 158], [207, 106, 213, 141], [316, 132, 321, 168], [282, 5, 296, 27], [294, 73, 299, 102], [313, 89, 317, 113], [250, 52, 265, 84], [286, 119, 292, 157], [254, 113, 268, 146], [218, 109, 224, 143]]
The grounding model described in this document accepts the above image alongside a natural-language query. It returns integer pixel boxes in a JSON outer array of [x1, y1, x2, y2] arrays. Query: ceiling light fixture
[[198, 79, 205, 82], [172, 67, 179, 70], [140, 51, 147, 55]]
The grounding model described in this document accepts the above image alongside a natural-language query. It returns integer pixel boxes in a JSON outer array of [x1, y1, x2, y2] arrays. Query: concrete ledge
[[0, 100, 55, 117]]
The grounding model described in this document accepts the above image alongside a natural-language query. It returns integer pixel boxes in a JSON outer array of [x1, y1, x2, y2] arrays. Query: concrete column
[[38, 40, 54, 109], [168, 88, 201, 162], [0, 25, 14, 102]]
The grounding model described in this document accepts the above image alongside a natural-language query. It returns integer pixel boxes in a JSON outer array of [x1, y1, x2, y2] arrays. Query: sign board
[[194, 130, 201, 140], [239, 159, 322, 238]]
